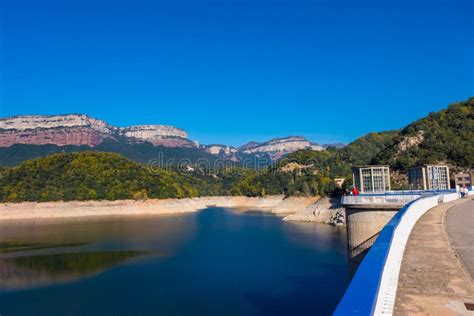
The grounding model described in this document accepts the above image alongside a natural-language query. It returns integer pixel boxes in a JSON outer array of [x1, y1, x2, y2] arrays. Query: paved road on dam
[[394, 197, 474, 316], [446, 197, 474, 280]]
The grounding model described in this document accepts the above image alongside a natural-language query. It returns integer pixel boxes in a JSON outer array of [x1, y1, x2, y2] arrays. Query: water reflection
[[0, 213, 199, 292], [0, 208, 349, 316], [0, 250, 147, 291], [0, 242, 88, 254], [0, 213, 198, 253]]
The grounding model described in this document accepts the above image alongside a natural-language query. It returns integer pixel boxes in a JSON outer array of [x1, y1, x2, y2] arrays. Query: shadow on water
[[244, 273, 349, 316], [347, 231, 381, 277], [348, 248, 371, 277], [0, 242, 89, 254]]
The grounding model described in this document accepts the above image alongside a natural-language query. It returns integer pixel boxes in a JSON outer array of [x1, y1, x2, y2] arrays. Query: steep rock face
[[200, 136, 325, 162], [0, 115, 325, 156], [0, 115, 195, 148], [238, 136, 323, 160], [238, 141, 260, 152], [0, 127, 104, 147], [142, 136, 197, 148], [240, 136, 323, 154], [0, 114, 112, 133], [0, 115, 113, 147], [202, 144, 237, 155], [120, 125, 187, 139], [119, 125, 195, 147]]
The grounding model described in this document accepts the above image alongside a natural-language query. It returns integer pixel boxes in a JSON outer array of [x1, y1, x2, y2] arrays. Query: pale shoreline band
[[0, 195, 321, 221]]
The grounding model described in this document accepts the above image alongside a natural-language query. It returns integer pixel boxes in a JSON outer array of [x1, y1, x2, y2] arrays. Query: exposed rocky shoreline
[[283, 197, 346, 226], [0, 195, 346, 226]]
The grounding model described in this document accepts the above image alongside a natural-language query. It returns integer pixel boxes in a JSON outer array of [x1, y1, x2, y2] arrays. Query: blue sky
[[0, 0, 472, 146]]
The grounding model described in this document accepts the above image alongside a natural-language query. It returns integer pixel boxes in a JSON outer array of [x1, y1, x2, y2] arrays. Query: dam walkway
[[394, 197, 474, 315], [335, 191, 473, 315], [446, 198, 474, 280]]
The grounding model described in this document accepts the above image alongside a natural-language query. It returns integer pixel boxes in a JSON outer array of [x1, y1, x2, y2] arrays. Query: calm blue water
[[0, 207, 349, 315]]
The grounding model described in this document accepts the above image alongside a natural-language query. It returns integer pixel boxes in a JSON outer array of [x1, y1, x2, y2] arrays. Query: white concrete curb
[[373, 191, 461, 315]]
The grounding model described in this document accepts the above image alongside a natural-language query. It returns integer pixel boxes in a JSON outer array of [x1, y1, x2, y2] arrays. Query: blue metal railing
[[333, 199, 417, 315], [355, 189, 454, 197], [341, 190, 455, 207], [335, 189, 457, 315]]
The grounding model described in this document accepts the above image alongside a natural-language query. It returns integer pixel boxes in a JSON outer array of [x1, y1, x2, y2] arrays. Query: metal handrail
[[334, 191, 463, 315]]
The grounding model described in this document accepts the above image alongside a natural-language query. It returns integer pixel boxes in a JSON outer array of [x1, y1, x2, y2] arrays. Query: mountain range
[[1, 97, 472, 202], [0, 114, 336, 167], [1, 97, 472, 171]]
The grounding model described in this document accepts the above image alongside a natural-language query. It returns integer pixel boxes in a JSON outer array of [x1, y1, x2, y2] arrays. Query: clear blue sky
[[0, 0, 472, 146]]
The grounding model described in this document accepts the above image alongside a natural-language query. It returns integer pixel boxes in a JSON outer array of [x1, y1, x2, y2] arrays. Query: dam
[[336, 190, 473, 315], [342, 193, 424, 260]]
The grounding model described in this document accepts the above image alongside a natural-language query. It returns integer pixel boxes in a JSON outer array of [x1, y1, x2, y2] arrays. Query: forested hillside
[[255, 97, 474, 194], [336, 130, 398, 165], [0, 152, 215, 202], [373, 97, 473, 169], [0, 151, 340, 202], [0, 138, 219, 167], [1, 98, 472, 202]]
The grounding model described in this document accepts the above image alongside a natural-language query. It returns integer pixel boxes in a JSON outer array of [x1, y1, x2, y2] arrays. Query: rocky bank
[[283, 197, 346, 226], [0, 195, 345, 226]]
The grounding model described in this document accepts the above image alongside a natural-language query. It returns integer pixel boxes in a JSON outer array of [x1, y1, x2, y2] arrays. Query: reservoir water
[[0, 207, 350, 315]]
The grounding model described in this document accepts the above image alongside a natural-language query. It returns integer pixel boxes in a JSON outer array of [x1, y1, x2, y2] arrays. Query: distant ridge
[[1, 97, 472, 200], [0, 114, 193, 148], [0, 114, 328, 166], [322, 143, 346, 149], [2, 97, 471, 170]]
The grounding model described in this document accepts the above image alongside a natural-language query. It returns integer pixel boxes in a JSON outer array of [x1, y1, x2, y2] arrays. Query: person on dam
[[461, 185, 468, 198]]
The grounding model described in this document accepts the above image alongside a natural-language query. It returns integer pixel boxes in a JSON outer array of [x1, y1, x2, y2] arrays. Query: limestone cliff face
[[120, 125, 187, 139], [0, 114, 112, 133], [0, 114, 193, 148], [0, 127, 105, 147], [119, 125, 196, 147], [201, 144, 237, 155], [200, 137, 325, 162], [238, 136, 323, 160], [0, 115, 113, 147], [0, 115, 326, 155]]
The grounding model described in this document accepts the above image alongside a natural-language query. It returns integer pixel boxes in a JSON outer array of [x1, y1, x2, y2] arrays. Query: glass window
[[372, 167, 384, 192], [427, 166, 449, 190], [362, 168, 372, 192]]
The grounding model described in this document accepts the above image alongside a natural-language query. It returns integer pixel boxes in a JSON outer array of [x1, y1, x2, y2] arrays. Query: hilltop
[[373, 97, 474, 169], [0, 151, 227, 202], [0, 151, 335, 202], [267, 97, 473, 193]]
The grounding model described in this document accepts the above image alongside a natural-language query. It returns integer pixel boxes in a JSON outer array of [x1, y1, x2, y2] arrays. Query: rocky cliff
[[238, 136, 323, 160], [0, 114, 328, 163], [120, 125, 196, 147], [0, 127, 105, 147], [0, 115, 113, 147], [0, 114, 194, 148], [283, 197, 346, 226], [0, 114, 112, 133], [201, 144, 237, 155]]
